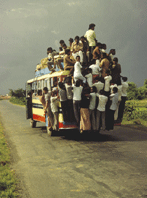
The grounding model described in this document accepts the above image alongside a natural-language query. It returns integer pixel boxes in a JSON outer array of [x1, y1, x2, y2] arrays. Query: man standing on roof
[[84, 23, 97, 63]]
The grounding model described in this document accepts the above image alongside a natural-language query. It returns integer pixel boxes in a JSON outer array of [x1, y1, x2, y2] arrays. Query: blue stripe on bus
[[32, 103, 43, 109]]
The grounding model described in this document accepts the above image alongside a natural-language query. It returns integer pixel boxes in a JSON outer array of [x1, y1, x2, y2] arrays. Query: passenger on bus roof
[[64, 49, 75, 75], [71, 36, 83, 64]]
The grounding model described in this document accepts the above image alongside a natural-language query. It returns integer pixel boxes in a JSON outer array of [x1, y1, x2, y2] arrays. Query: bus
[[26, 66, 78, 134]]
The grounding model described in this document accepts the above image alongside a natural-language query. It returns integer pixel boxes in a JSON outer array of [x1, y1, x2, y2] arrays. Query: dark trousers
[[73, 100, 81, 125], [106, 109, 115, 130], [67, 99, 76, 122], [61, 101, 68, 122], [89, 46, 95, 63], [118, 96, 127, 121]]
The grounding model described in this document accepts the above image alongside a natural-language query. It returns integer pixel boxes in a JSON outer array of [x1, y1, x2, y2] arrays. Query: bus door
[[26, 83, 32, 119]]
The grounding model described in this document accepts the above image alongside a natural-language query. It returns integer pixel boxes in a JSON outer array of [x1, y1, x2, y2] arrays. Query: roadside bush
[[9, 97, 26, 106], [124, 102, 139, 121], [127, 82, 138, 100], [136, 87, 147, 100]]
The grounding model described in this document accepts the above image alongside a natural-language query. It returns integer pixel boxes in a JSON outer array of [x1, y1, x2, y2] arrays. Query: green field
[[122, 99, 147, 128], [0, 121, 18, 198]]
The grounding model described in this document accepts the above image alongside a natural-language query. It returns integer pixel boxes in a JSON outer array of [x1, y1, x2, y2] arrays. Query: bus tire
[[30, 120, 36, 128]]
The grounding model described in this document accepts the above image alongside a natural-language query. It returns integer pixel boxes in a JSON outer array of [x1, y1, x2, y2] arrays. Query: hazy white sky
[[0, 0, 147, 94]]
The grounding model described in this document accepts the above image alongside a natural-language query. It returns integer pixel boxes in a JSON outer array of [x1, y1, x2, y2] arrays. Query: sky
[[0, 0, 147, 94]]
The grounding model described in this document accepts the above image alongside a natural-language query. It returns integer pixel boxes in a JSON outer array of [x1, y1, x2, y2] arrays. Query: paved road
[[0, 100, 147, 198]]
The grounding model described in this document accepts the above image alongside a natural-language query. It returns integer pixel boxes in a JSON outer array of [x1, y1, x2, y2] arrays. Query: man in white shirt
[[106, 87, 118, 130], [85, 68, 93, 87], [118, 77, 128, 122], [93, 77, 104, 94], [89, 86, 97, 131], [84, 23, 97, 62], [72, 80, 83, 125], [73, 56, 86, 83], [89, 59, 100, 75], [96, 90, 108, 131], [104, 69, 112, 96]]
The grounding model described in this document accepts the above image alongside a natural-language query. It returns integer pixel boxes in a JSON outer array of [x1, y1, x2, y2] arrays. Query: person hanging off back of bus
[[58, 82, 68, 123], [50, 90, 59, 131], [43, 87, 54, 134]]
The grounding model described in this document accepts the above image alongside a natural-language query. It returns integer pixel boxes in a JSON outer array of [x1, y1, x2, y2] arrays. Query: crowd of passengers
[[36, 23, 128, 134]]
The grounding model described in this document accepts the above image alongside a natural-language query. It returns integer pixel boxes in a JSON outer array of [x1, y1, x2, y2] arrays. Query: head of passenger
[[99, 89, 105, 95], [47, 47, 52, 54], [113, 57, 118, 65], [59, 40, 65, 47], [66, 76, 72, 85], [83, 87, 90, 96], [122, 77, 128, 82], [65, 49, 70, 56], [62, 43, 67, 50], [43, 87, 48, 94], [88, 23, 95, 30], [91, 86, 97, 93], [51, 90, 57, 97], [96, 42, 101, 48], [58, 82, 65, 90], [80, 36, 85, 43], [59, 47, 62, 52], [110, 49, 116, 55], [69, 38, 73, 47], [75, 36, 80, 44], [112, 87, 118, 94], [75, 79, 81, 87], [37, 90, 42, 96], [101, 52, 107, 59], [87, 68, 92, 74], [102, 44, 107, 50], [76, 55, 80, 62], [105, 69, 110, 76]]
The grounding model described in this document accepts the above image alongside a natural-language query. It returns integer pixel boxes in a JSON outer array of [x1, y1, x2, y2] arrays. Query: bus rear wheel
[[30, 120, 37, 128]]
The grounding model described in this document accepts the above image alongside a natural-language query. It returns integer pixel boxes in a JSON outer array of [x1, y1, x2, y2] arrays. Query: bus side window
[[53, 77, 58, 87], [50, 78, 53, 88], [48, 78, 51, 91]]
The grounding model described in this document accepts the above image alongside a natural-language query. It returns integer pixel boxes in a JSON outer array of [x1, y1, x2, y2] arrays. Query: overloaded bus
[[26, 65, 79, 133]]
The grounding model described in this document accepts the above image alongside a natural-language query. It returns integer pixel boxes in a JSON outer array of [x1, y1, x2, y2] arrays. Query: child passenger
[[96, 90, 108, 131], [58, 82, 68, 122], [50, 90, 59, 131], [73, 56, 86, 83], [72, 79, 83, 125], [89, 86, 97, 131]]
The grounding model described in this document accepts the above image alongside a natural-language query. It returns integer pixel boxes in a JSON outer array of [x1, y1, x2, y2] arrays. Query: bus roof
[[27, 70, 70, 83]]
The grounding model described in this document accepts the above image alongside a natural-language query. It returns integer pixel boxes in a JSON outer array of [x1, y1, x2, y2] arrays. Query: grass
[[9, 97, 26, 106], [122, 99, 147, 130], [0, 121, 18, 198]]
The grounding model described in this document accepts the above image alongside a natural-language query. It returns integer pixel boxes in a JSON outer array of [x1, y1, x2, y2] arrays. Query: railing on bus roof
[[35, 64, 62, 77]]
